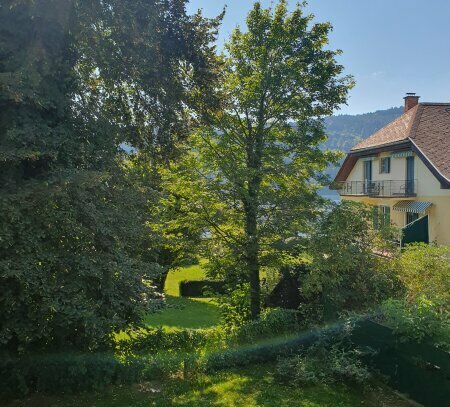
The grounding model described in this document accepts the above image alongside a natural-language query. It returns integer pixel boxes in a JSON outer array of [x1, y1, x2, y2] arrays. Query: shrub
[[217, 284, 251, 329], [0, 352, 198, 400], [304, 201, 401, 319], [275, 336, 372, 385], [231, 308, 301, 344], [0, 353, 142, 399], [206, 322, 355, 372], [115, 308, 302, 356], [114, 327, 227, 355], [381, 243, 450, 348], [381, 297, 450, 348], [395, 243, 449, 308], [179, 280, 226, 297]]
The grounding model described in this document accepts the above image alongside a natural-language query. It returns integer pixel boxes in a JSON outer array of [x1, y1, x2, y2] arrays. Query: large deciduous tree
[[0, 0, 220, 352], [161, 1, 353, 319]]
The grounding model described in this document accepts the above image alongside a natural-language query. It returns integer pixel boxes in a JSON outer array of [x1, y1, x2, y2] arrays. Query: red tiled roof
[[350, 103, 450, 182]]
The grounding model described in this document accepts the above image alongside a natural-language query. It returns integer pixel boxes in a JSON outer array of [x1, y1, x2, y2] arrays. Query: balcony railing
[[335, 179, 417, 197]]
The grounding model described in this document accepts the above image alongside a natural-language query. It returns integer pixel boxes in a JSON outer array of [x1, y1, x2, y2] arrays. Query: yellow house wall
[[346, 152, 408, 183], [343, 153, 450, 246]]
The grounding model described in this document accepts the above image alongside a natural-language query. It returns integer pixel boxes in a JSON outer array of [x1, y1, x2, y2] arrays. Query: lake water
[[318, 187, 341, 203]]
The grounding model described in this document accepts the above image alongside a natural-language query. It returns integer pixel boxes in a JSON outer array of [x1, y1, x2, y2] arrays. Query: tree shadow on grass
[[165, 365, 415, 407]]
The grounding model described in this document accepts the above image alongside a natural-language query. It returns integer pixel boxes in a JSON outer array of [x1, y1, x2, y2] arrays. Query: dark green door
[[364, 160, 372, 193], [406, 156, 414, 194]]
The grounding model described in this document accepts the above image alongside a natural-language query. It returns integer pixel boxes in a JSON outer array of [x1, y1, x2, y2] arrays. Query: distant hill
[[323, 106, 403, 180], [324, 106, 403, 152]]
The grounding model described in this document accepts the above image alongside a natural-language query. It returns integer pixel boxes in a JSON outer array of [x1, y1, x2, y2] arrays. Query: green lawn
[[144, 261, 221, 330], [6, 364, 414, 407]]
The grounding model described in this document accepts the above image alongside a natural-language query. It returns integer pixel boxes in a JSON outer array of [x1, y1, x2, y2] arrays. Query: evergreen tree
[[0, 0, 220, 352]]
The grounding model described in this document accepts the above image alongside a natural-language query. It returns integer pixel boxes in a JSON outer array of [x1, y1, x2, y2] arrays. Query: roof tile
[[349, 103, 450, 182]]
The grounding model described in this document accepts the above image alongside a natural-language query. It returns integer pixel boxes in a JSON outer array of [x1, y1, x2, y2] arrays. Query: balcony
[[335, 179, 417, 197]]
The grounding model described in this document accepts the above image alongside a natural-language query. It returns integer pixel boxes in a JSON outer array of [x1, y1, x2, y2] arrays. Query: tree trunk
[[245, 197, 261, 319]]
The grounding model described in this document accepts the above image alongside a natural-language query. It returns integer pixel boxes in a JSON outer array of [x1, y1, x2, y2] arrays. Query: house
[[333, 93, 450, 246]]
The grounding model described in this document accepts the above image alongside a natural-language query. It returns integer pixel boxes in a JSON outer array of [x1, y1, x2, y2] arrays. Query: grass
[[6, 364, 414, 407], [143, 261, 221, 330]]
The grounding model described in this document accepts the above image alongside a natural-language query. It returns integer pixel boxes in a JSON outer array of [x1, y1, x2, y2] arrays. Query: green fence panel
[[352, 319, 450, 407]]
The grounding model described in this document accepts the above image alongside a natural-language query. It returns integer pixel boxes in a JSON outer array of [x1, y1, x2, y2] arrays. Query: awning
[[362, 155, 377, 161], [391, 151, 413, 158], [392, 200, 432, 213]]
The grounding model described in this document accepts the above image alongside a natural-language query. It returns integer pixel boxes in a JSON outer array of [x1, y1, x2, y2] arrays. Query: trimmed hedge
[[115, 327, 226, 355], [206, 324, 342, 371], [0, 352, 196, 401], [179, 280, 226, 297], [114, 308, 302, 355]]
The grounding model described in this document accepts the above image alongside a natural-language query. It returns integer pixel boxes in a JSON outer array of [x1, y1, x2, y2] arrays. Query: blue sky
[[187, 0, 450, 115]]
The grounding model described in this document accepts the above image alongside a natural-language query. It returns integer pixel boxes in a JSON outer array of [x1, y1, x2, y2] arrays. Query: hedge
[[0, 351, 198, 401], [0, 322, 331, 401], [114, 308, 302, 355], [179, 280, 226, 297]]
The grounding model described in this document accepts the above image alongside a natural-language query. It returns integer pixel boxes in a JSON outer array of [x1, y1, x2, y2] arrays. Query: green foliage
[[217, 284, 252, 329], [381, 244, 449, 347], [115, 327, 226, 355], [382, 298, 450, 347], [0, 352, 140, 399], [304, 201, 401, 317], [160, 0, 353, 319], [231, 308, 301, 344], [116, 308, 301, 356], [275, 324, 372, 386], [0, 0, 221, 353], [275, 343, 372, 386], [395, 243, 449, 307]]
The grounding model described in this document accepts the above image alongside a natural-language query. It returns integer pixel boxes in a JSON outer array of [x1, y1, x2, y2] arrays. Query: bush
[[275, 336, 372, 386], [381, 297, 450, 348], [114, 327, 226, 355], [115, 308, 302, 355], [206, 323, 346, 371], [381, 243, 450, 348], [0, 351, 200, 400], [304, 201, 401, 319], [217, 284, 251, 329], [231, 308, 301, 344], [0, 353, 141, 399], [179, 280, 226, 297]]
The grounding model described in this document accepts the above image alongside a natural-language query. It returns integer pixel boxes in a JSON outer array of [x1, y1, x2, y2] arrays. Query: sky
[[187, 0, 450, 115]]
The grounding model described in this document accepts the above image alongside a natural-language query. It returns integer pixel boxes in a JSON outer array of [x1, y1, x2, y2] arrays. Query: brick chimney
[[404, 93, 420, 112]]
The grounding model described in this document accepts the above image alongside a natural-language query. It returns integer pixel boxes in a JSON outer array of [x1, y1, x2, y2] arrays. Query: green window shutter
[[384, 206, 390, 226], [372, 206, 379, 229]]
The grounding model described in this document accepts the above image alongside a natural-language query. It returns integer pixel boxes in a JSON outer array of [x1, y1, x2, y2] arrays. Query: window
[[380, 205, 390, 227], [379, 157, 391, 174], [406, 212, 419, 225], [373, 205, 390, 229]]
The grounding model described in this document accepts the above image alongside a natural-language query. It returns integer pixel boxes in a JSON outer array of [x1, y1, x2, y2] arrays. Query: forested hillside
[[324, 106, 402, 151]]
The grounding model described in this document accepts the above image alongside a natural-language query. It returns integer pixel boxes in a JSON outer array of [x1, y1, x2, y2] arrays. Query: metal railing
[[335, 179, 417, 197]]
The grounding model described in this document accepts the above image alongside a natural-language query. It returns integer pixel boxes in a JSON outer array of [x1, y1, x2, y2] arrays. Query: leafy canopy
[[159, 0, 353, 318], [0, 0, 220, 353]]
